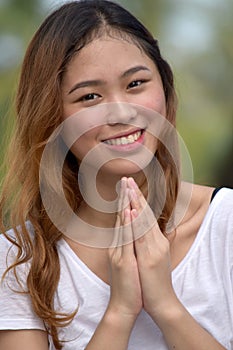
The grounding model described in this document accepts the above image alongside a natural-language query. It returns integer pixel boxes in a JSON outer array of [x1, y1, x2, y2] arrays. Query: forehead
[[64, 35, 156, 78]]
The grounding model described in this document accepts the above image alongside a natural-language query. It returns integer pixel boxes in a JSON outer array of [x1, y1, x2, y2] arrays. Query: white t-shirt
[[0, 188, 232, 349]]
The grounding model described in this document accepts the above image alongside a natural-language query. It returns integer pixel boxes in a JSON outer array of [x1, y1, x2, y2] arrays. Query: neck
[[77, 165, 148, 228]]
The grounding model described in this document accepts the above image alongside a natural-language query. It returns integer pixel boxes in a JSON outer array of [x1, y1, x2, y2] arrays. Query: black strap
[[210, 187, 222, 203]]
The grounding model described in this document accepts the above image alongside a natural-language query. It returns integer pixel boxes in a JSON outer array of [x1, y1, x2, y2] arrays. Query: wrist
[[149, 296, 185, 327], [85, 306, 137, 349], [104, 307, 137, 332]]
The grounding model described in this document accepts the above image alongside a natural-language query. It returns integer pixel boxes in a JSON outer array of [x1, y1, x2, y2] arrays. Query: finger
[[131, 209, 151, 259], [131, 207, 149, 243], [121, 207, 134, 255], [131, 206, 167, 268], [110, 178, 127, 250], [117, 177, 128, 223], [129, 188, 141, 212], [127, 178, 150, 224], [129, 188, 154, 224], [110, 216, 123, 249], [122, 188, 133, 247], [128, 177, 157, 228], [129, 188, 158, 242], [127, 177, 149, 212]]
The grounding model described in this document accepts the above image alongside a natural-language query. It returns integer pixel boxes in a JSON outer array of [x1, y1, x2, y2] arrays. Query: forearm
[[85, 309, 135, 350], [152, 300, 226, 350]]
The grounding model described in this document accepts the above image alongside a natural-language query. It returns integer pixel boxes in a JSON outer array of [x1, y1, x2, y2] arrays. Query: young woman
[[0, 1, 232, 349]]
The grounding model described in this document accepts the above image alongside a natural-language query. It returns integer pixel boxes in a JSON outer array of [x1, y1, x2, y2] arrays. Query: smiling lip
[[102, 129, 145, 149]]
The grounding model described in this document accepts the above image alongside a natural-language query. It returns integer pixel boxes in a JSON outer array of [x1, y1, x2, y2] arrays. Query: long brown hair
[[0, 0, 178, 348]]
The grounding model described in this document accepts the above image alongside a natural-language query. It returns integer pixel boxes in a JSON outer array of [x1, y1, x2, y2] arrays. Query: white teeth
[[105, 130, 142, 146], [116, 138, 121, 145], [121, 137, 127, 145], [128, 135, 134, 143]]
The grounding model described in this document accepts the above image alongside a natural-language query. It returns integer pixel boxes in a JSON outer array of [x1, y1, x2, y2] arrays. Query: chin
[[100, 159, 148, 177]]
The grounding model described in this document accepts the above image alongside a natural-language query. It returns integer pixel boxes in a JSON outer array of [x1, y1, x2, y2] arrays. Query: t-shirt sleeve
[[224, 189, 233, 290], [219, 189, 233, 299], [214, 189, 233, 290], [0, 231, 46, 331]]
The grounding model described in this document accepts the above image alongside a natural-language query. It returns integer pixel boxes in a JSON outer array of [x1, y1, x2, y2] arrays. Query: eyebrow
[[68, 80, 104, 95], [121, 65, 150, 78], [68, 65, 151, 95]]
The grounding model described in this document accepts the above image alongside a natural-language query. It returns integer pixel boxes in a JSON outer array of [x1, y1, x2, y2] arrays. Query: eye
[[127, 79, 147, 89], [80, 93, 100, 102]]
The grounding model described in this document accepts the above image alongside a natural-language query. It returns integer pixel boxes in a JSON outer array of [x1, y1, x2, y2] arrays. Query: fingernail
[[131, 209, 138, 218], [121, 177, 127, 190], [125, 208, 130, 217]]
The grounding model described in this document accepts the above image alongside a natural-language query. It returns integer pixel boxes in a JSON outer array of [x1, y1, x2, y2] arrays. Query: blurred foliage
[[0, 0, 44, 179], [0, 0, 232, 187], [118, 0, 233, 187]]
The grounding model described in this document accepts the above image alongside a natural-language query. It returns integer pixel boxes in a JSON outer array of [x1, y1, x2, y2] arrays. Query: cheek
[[68, 126, 102, 162], [145, 132, 158, 150], [62, 104, 109, 137], [69, 139, 86, 162], [62, 110, 102, 146], [136, 91, 166, 116]]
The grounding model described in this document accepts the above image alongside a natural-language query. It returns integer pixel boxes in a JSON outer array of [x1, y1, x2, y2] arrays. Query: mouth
[[102, 129, 144, 146]]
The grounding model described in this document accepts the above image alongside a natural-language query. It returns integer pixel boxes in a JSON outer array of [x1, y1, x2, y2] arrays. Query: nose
[[106, 102, 138, 125]]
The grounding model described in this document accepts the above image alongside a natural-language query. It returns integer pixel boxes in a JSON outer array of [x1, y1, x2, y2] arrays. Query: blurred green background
[[0, 0, 232, 187]]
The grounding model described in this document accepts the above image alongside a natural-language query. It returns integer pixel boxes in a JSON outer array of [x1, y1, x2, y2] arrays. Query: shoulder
[[190, 183, 215, 207], [174, 183, 230, 238], [182, 183, 233, 236], [0, 223, 48, 333], [191, 183, 233, 204], [199, 187, 233, 268], [210, 186, 233, 207], [172, 184, 232, 269], [0, 221, 35, 266], [193, 184, 233, 220], [0, 221, 34, 243], [0, 223, 34, 289], [177, 182, 214, 229], [0, 230, 18, 269], [182, 183, 233, 225], [207, 187, 233, 227]]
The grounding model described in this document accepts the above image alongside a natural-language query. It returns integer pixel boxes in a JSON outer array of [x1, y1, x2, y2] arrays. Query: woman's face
[[61, 35, 167, 176]]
